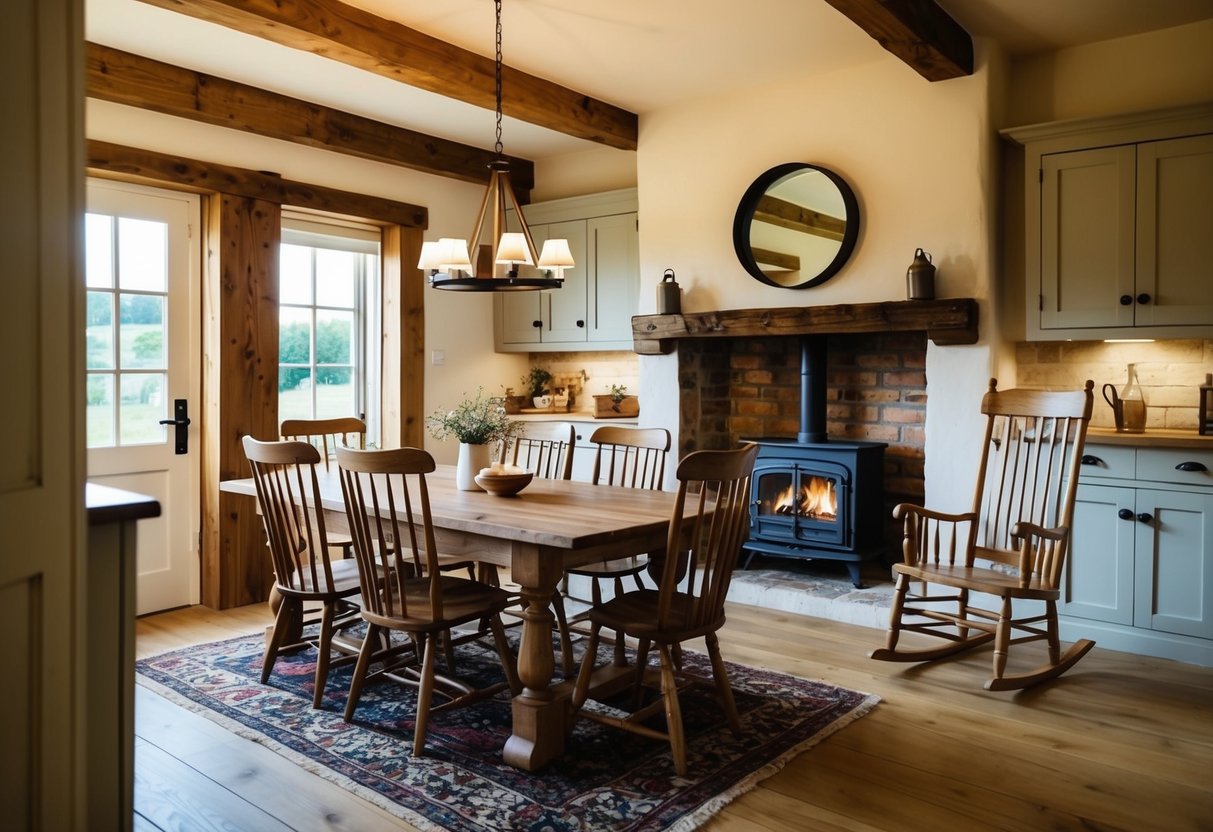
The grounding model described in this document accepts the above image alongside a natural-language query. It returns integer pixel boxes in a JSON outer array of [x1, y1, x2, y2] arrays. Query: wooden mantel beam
[[632, 299, 979, 354], [134, 0, 639, 151], [86, 42, 534, 193], [821, 0, 973, 81]]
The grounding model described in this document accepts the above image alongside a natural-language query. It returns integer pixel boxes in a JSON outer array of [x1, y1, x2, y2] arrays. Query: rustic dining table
[[220, 463, 678, 771]]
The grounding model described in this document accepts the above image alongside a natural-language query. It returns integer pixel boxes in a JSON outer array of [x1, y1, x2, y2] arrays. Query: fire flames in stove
[[770, 476, 837, 520]]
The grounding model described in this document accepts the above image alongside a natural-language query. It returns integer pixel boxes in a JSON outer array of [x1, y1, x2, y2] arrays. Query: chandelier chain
[[494, 0, 503, 157]]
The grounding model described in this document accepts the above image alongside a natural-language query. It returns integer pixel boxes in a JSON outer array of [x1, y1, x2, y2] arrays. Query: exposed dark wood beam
[[821, 0, 973, 81], [754, 195, 845, 242], [134, 0, 639, 151], [87, 140, 429, 228], [632, 299, 979, 354], [86, 42, 533, 194], [750, 247, 801, 272]]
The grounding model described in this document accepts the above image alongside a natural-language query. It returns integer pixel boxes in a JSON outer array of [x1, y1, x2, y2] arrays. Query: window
[[278, 216, 381, 443], [85, 212, 171, 448]]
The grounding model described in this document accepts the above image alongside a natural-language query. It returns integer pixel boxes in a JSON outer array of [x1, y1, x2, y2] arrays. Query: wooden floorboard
[[134, 600, 1213, 831]]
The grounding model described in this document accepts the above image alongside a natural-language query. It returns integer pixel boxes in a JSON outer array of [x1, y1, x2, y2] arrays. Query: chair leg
[[343, 622, 379, 722], [705, 632, 740, 732], [413, 634, 438, 757], [551, 591, 575, 679], [441, 629, 457, 673], [490, 615, 522, 696], [312, 601, 336, 709], [571, 624, 603, 711], [632, 637, 651, 709], [1045, 599, 1061, 664], [657, 644, 687, 777], [957, 587, 971, 641], [991, 595, 1013, 682], [262, 597, 297, 684]]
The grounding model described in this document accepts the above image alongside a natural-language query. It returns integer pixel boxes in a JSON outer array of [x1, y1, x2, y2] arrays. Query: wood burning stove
[[742, 336, 887, 587]]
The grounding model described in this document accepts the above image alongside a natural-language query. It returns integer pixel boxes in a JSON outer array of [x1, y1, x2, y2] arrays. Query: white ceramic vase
[[456, 442, 490, 491]]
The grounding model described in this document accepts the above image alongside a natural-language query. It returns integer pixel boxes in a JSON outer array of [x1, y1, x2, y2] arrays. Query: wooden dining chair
[[242, 436, 365, 709], [335, 446, 522, 756], [570, 443, 759, 776], [562, 426, 672, 616], [281, 416, 366, 470], [509, 421, 575, 479], [870, 379, 1096, 691]]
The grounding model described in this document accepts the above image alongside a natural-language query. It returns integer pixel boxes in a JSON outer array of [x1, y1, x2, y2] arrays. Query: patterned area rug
[[137, 630, 878, 832]]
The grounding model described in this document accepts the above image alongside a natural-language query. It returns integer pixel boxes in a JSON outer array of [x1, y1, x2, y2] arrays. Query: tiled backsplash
[[524, 351, 640, 415], [1015, 339, 1213, 430]]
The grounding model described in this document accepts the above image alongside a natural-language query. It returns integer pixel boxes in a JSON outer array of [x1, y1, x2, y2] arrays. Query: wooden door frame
[[90, 144, 427, 608]]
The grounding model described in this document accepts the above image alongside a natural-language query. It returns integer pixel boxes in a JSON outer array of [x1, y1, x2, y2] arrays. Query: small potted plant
[[523, 366, 554, 409], [593, 384, 640, 418], [426, 388, 521, 490]]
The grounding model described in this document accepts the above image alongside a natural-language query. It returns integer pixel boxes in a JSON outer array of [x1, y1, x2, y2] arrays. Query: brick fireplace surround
[[675, 331, 928, 557]]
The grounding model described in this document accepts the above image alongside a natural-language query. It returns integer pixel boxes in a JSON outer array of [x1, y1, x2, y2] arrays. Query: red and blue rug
[[137, 630, 878, 831]]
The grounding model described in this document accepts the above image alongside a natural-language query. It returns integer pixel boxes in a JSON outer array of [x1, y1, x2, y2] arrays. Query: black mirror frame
[[732, 162, 861, 289]]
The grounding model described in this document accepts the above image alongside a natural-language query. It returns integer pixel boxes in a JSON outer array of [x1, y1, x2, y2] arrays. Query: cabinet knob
[[1117, 508, 1135, 521], [1176, 461, 1208, 473], [532, 320, 542, 328], [1080, 455, 1104, 466], [576, 320, 585, 328], [1119, 295, 1133, 306], [1136, 293, 1152, 305], [1137, 512, 1154, 525]]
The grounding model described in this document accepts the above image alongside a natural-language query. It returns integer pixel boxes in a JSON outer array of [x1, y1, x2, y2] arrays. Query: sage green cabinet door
[[544, 220, 590, 343], [1133, 488, 1213, 639], [1040, 145, 1136, 331], [1063, 484, 1136, 625], [1134, 134, 1213, 327], [587, 213, 639, 343]]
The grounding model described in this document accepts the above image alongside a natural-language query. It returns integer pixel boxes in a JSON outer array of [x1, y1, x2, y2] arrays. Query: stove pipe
[[799, 335, 828, 444]]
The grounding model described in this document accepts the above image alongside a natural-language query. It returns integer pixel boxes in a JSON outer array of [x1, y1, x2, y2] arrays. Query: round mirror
[[732, 163, 860, 289]]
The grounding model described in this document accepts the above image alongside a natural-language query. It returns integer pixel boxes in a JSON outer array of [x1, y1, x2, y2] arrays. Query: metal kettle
[[906, 248, 935, 300], [657, 268, 682, 314]]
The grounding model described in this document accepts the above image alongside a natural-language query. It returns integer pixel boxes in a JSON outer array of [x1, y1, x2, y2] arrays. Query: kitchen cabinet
[[1004, 104, 1213, 341], [1060, 442, 1213, 666], [495, 189, 639, 352]]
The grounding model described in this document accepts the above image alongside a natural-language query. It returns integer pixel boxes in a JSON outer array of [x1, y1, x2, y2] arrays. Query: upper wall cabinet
[[1005, 104, 1213, 340], [496, 189, 639, 352]]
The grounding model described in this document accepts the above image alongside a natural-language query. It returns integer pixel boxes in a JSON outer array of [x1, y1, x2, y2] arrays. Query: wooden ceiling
[[93, 0, 972, 185]]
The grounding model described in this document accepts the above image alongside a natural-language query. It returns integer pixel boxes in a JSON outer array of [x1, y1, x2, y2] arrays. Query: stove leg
[[845, 562, 864, 588]]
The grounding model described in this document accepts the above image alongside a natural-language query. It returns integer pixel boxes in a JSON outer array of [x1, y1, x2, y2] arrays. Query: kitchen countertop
[[1087, 427, 1213, 449], [512, 411, 639, 425]]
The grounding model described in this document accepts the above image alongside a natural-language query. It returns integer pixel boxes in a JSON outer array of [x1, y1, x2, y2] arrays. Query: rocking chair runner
[[870, 379, 1096, 691]]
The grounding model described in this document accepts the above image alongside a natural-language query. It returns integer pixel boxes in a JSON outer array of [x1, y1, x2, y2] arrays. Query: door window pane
[[119, 373, 166, 445], [87, 374, 115, 448], [86, 291, 115, 370], [280, 244, 313, 305], [278, 369, 313, 422], [316, 249, 356, 307], [117, 217, 168, 292], [85, 214, 114, 288], [119, 294, 166, 369]]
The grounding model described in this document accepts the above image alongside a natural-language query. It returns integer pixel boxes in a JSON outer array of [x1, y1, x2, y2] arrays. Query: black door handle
[[1137, 512, 1154, 525], [1118, 508, 1135, 521], [1119, 295, 1133, 306], [1176, 461, 1208, 473], [1081, 455, 1104, 466], [158, 399, 191, 454], [1137, 293, 1152, 305]]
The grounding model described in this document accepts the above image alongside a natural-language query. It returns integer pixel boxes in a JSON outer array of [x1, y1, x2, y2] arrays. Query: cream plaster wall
[[1007, 19, 1213, 127], [86, 99, 533, 463], [635, 45, 1006, 509], [532, 146, 638, 202]]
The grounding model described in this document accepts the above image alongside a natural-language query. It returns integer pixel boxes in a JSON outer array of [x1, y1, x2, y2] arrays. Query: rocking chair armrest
[[1009, 521, 1070, 587], [892, 503, 977, 525]]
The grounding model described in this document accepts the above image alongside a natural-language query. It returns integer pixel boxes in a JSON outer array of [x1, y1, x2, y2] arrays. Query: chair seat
[[280, 557, 364, 597], [583, 588, 724, 643], [568, 555, 648, 578], [893, 562, 1060, 600], [363, 575, 517, 632]]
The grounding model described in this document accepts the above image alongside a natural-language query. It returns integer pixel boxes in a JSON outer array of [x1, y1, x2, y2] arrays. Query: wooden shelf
[[630, 298, 979, 354]]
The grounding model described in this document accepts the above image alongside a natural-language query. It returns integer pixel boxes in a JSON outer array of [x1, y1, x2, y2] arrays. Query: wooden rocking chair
[[870, 379, 1095, 691]]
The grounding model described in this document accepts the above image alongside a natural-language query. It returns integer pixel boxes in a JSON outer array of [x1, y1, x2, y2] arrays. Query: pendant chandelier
[[426, 0, 569, 292]]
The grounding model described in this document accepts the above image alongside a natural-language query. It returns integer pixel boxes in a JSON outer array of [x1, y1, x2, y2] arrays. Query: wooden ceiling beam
[[754, 195, 846, 242], [821, 0, 973, 81], [87, 140, 429, 228], [134, 0, 639, 151], [86, 42, 533, 194]]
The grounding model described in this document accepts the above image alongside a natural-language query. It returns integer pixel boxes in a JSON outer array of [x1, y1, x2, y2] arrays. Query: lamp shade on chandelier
[[427, 0, 569, 292]]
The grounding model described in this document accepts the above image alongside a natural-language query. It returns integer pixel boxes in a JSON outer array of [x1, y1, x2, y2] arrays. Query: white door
[[85, 180, 200, 614]]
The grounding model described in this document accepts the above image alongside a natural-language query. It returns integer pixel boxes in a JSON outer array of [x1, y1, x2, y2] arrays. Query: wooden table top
[[220, 464, 677, 552]]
